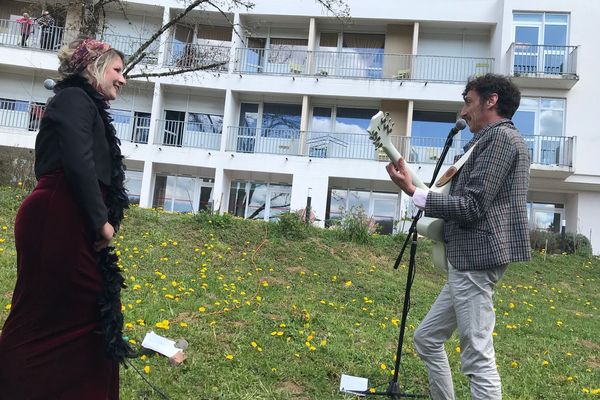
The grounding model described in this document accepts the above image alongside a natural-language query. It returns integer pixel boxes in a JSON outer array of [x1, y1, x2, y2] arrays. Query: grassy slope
[[0, 185, 598, 399]]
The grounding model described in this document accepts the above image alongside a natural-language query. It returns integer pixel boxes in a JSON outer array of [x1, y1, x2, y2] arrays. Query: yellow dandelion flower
[[542, 360, 549, 366], [198, 306, 206, 313], [511, 361, 519, 368], [143, 365, 150, 374], [380, 363, 387, 370], [140, 355, 147, 361], [4, 303, 11, 311], [345, 281, 353, 287], [225, 354, 234, 360], [455, 346, 461, 353], [251, 341, 258, 348], [179, 322, 188, 328], [591, 388, 600, 394]]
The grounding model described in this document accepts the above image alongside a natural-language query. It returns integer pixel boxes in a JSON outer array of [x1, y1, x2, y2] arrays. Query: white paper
[[141, 331, 180, 357], [339, 374, 368, 396]]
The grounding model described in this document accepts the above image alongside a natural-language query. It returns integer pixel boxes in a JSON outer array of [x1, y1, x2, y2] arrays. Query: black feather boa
[[54, 75, 133, 363]]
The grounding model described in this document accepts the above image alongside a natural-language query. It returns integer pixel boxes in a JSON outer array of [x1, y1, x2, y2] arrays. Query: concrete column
[[212, 167, 231, 214], [307, 17, 317, 74], [157, 7, 171, 67], [139, 161, 154, 208], [299, 95, 310, 156], [147, 82, 163, 145], [229, 13, 244, 73], [221, 89, 237, 152]]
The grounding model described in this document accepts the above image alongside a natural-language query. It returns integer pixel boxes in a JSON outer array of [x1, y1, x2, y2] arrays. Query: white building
[[1, 0, 599, 253]]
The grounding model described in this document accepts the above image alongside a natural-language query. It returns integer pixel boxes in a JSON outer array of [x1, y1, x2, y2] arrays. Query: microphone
[[450, 118, 467, 136], [43, 78, 56, 90]]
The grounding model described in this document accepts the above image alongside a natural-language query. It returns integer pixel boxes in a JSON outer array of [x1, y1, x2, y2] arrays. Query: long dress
[[0, 76, 128, 399], [0, 172, 118, 399]]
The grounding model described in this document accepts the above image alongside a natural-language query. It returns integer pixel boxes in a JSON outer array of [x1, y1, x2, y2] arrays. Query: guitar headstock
[[367, 110, 395, 152]]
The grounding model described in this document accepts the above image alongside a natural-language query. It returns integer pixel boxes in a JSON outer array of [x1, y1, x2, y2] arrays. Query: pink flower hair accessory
[[69, 38, 112, 72]]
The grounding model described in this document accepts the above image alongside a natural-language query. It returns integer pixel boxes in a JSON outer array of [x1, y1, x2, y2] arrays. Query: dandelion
[[542, 360, 549, 366], [455, 346, 461, 353], [345, 281, 353, 287], [143, 365, 150, 374], [511, 361, 519, 368], [155, 320, 170, 330], [4, 303, 11, 311], [179, 322, 188, 328], [225, 354, 234, 360], [380, 363, 387, 370]]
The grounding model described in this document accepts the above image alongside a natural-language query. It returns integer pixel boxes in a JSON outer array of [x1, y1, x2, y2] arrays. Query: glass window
[[228, 181, 291, 220], [109, 109, 131, 124], [124, 170, 143, 205], [261, 103, 301, 138], [347, 190, 370, 213], [228, 181, 247, 217], [237, 104, 259, 152], [335, 107, 376, 134], [530, 202, 563, 232], [153, 175, 196, 213], [188, 113, 223, 134], [327, 189, 347, 221], [514, 97, 565, 136], [133, 112, 151, 144]]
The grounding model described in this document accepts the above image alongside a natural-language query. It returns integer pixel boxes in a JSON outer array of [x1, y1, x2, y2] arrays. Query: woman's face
[[99, 57, 126, 101]]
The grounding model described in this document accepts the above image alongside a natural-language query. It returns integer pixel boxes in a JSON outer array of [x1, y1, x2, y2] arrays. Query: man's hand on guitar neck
[[386, 157, 417, 197]]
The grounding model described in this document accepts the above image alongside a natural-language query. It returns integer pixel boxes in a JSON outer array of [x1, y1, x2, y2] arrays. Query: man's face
[[460, 90, 488, 133]]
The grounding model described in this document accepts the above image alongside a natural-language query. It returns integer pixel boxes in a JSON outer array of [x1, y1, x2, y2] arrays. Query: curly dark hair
[[462, 73, 521, 118]]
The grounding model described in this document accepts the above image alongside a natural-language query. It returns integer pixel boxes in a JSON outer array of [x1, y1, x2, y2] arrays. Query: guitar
[[367, 111, 474, 270]]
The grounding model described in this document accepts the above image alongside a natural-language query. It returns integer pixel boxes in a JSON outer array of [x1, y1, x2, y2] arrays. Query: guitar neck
[[382, 144, 428, 191]]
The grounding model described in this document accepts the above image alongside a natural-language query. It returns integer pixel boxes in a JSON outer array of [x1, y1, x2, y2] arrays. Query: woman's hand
[[95, 222, 115, 251]]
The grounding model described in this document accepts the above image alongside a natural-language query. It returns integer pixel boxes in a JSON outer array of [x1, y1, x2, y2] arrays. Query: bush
[[530, 230, 592, 256], [332, 207, 378, 244], [276, 212, 308, 240], [193, 210, 235, 229]]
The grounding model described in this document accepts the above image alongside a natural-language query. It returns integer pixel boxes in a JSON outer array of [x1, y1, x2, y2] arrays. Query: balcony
[[155, 119, 221, 150], [225, 126, 574, 169], [234, 47, 494, 83], [0, 99, 44, 133], [0, 19, 66, 51], [101, 33, 158, 64], [506, 43, 579, 89], [163, 41, 229, 71], [112, 115, 151, 144]]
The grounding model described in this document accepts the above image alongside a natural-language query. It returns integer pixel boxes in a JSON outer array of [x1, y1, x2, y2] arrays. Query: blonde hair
[[57, 38, 125, 87]]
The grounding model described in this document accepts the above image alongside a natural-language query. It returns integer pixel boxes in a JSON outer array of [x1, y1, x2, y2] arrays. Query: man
[[37, 11, 56, 50], [386, 73, 530, 399]]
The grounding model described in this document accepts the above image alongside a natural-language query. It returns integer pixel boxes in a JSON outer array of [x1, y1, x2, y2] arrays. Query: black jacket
[[35, 77, 112, 231]]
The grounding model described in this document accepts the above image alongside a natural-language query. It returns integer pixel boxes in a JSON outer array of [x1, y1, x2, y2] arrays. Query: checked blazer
[[424, 118, 531, 270]]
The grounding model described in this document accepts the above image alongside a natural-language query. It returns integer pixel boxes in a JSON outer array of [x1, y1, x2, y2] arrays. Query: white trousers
[[413, 263, 507, 400]]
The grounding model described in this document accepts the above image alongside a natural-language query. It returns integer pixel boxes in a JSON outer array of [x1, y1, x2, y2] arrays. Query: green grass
[[0, 185, 598, 399]]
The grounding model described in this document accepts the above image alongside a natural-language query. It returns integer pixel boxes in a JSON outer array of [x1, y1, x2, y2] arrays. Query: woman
[[16, 12, 34, 47], [0, 38, 132, 399]]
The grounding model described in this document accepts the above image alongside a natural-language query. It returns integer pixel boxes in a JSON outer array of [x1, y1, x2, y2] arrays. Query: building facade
[[1, 0, 599, 254]]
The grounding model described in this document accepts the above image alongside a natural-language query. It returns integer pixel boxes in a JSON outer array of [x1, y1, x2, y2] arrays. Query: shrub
[[530, 230, 592, 256], [333, 207, 378, 244], [193, 210, 235, 229], [276, 212, 308, 240]]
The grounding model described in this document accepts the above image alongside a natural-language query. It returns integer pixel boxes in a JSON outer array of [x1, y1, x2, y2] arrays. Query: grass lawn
[[0, 185, 598, 399]]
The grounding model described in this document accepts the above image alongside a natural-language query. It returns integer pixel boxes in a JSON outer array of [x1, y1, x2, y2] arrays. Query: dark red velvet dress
[[0, 171, 118, 399]]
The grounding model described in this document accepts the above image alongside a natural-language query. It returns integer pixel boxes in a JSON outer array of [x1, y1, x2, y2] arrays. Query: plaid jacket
[[424, 119, 531, 270]]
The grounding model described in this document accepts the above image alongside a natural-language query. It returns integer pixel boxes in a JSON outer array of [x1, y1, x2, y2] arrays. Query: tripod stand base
[[347, 380, 427, 399]]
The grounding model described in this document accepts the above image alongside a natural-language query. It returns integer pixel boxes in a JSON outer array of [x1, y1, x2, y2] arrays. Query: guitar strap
[[432, 140, 479, 191]]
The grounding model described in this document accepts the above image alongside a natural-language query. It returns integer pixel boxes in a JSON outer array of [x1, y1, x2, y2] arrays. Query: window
[[163, 110, 186, 147], [133, 112, 151, 144], [513, 97, 565, 164], [124, 170, 143, 205], [261, 103, 301, 138], [228, 181, 291, 220], [513, 12, 569, 74], [411, 110, 470, 164], [186, 112, 223, 149], [326, 188, 401, 234], [0, 98, 28, 112], [153, 174, 214, 213], [528, 202, 564, 232]]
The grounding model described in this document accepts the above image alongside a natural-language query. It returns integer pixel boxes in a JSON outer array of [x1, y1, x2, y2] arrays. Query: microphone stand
[[351, 127, 460, 399]]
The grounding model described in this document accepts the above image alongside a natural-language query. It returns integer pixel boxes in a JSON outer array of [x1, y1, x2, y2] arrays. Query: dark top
[[35, 83, 112, 231]]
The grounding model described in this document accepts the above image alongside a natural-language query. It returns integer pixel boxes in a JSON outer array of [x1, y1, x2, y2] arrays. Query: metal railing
[[225, 126, 574, 167], [0, 18, 66, 51], [101, 33, 158, 64], [234, 47, 494, 83], [507, 43, 578, 78], [156, 119, 222, 149], [0, 99, 45, 132], [522, 135, 574, 167], [112, 115, 151, 144], [164, 41, 229, 70], [226, 126, 301, 155]]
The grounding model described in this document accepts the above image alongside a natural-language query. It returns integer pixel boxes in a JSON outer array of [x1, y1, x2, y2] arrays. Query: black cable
[[126, 358, 171, 400]]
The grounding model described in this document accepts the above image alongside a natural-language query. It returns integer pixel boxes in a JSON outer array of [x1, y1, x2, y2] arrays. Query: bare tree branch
[[126, 61, 227, 78]]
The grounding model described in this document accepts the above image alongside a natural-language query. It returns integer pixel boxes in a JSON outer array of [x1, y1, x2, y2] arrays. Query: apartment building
[[1, 0, 598, 254]]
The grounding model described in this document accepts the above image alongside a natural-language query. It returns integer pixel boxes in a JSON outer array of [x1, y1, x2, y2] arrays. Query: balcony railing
[[101, 33, 158, 64], [225, 127, 574, 167], [164, 41, 229, 70], [156, 119, 222, 149], [507, 43, 578, 78], [234, 48, 494, 83], [112, 115, 151, 144], [0, 19, 66, 51], [0, 99, 45, 132]]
